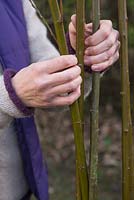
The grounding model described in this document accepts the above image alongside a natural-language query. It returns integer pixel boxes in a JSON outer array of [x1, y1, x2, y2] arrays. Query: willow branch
[[29, 0, 57, 43], [76, 1, 86, 199], [89, 0, 100, 200], [76, 0, 85, 124], [118, 0, 134, 199], [48, 1, 88, 200]]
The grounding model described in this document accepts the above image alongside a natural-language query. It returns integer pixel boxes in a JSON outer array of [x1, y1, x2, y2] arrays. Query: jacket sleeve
[[0, 75, 28, 118]]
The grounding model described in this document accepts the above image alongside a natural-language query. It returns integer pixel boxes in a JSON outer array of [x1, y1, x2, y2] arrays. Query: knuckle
[[65, 58, 72, 66], [106, 50, 112, 59], [35, 77, 50, 91], [76, 66, 81, 74], [68, 71, 75, 80], [109, 36, 115, 46], [106, 37, 113, 47], [115, 30, 120, 39], [104, 53, 109, 60], [103, 29, 110, 39], [69, 82, 76, 91], [107, 20, 112, 27], [89, 37, 94, 45], [43, 93, 53, 105], [91, 46, 96, 55], [113, 30, 119, 43], [63, 55, 77, 66]]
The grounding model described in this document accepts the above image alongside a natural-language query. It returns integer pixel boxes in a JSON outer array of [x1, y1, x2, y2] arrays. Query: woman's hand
[[12, 55, 82, 108], [69, 15, 120, 72]]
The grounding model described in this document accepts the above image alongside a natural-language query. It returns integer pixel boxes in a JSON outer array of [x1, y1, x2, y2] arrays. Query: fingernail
[[72, 55, 78, 63], [91, 66, 99, 71]]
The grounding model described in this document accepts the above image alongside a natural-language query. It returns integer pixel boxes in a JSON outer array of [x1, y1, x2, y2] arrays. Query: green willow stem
[[48, 1, 88, 200], [76, 1, 85, 199], [118, 0, 134, 199], [89, 0, 100, 200], [76, 0, 85, 123], [76, 162, 81, 200]]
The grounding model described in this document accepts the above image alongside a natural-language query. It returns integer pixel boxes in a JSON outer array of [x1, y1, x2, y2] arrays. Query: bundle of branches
[[48, 1, 89, 200], [48, 0, 101, 200]]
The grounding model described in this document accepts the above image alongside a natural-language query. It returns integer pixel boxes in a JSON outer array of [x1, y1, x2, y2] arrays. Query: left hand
[[69, 14, 120, 72]]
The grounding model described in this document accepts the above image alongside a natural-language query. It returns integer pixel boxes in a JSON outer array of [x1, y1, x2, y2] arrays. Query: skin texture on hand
[[11, 55, 82, 108], [69, 15, 120, 72], [11, 16, 120, 109]]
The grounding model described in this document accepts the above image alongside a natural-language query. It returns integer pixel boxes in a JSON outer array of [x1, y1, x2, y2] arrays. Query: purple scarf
[[0, 0, 48, 199]]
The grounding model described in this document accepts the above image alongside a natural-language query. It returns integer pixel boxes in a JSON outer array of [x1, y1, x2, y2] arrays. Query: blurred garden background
[[32, 0, 134, 199]]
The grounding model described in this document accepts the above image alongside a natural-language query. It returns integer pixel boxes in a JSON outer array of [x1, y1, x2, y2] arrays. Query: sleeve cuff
[[3, 69, 34, 117], [66, 32, 76, 55]]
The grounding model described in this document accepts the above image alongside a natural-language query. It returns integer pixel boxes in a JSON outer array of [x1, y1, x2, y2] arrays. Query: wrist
[[4, 69, 34, 116]]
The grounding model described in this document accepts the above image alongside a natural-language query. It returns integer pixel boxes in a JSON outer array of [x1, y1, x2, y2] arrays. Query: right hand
[[12, 55, 82, 108]]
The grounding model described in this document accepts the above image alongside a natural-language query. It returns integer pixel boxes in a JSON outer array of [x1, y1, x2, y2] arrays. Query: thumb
[[71, 14, 77, 28]]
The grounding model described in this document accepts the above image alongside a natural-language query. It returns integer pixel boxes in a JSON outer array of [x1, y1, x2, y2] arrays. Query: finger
[[69, 21, 76, 36], [71, 14, 77, 28], [84, 41, 120, 66], [69, 22, 92, 40], [84, 52, 108, 66], [49, 76, 82, 96], [37, 55, 78, 74], [85, 20, 112, 46], [84, 23, 93, 37], [47, 86, 81, 107], [71, 14, 92, 37], [50, 65, 81, 86], [91, 51, 119, 71], [85, 30, 119, 56]]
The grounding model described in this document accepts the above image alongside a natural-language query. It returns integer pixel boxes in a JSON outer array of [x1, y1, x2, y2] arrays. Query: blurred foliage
[[34, 0, 134, 48]]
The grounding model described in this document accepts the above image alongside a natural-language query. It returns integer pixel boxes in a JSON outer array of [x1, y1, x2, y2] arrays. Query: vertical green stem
[[89, 0, 100, 200], [76, 0, 85, 123], [76, 1, 85, 199], [76, 162, 81, 200], [118, 0, 134, 199], [48, 1, 89, 200]]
